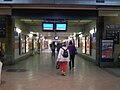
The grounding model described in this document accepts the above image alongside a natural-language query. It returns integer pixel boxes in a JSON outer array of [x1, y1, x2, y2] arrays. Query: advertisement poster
[[86, 35, 90, 55], [82, 37, 85, 54], [21, 34, 25, 54], [26, 35, 29, 53], [101, 40, 114, 62]]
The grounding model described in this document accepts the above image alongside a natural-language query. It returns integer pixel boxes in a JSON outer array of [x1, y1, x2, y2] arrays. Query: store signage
[[86, 35, 91, 55], [106, 30, 119, 44], [106, 24, 120, 44], [106, 24, 120, 30]]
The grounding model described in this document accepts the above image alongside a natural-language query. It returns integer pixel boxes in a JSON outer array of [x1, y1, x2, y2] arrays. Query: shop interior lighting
[[73, 32, 76, 37], [90, 29, 94, 34], [29, 33, 33, 38], [79, 34, 83, 37], [78, 32, 82, 35], [30, 31, 33, 34], [36, 32, 39, 36], [94, 28, 96, 32], [16, 28, 21, 34]]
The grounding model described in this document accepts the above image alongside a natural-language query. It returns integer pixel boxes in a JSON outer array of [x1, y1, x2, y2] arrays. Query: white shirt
[[57, 46, 70, 62]]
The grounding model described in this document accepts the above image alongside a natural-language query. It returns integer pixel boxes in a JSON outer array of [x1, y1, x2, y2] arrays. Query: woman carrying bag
[[56, 41, 70, 76]]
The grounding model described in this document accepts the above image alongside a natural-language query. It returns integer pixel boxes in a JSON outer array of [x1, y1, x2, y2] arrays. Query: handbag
[[56, 61, 60, 69]]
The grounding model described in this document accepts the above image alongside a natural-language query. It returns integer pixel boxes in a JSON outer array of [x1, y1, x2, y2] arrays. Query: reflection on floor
[[102, 68, 120, 77], [0, 50, 120, 90]]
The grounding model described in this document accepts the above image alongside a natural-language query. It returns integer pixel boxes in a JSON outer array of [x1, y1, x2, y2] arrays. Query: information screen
[[55, 23, 67, 31], [42, 22, 54, 31]]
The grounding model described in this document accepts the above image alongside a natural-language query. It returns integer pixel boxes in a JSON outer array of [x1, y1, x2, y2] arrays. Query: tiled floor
[[0, 51, 120, 90]]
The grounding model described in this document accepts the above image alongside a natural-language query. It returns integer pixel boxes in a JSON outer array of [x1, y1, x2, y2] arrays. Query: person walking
[[56, 41, 70, 76], [67, 41, 77, 70], [50, 41, 56, 57], [57, 42, 62, 54]]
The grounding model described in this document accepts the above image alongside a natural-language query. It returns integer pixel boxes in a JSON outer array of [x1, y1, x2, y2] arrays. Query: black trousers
[[51, 50, 55, 57], [69, 55, 75, 69]]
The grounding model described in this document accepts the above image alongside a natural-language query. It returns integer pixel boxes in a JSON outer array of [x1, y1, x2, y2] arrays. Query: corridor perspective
[[0, 49, 120, 90]]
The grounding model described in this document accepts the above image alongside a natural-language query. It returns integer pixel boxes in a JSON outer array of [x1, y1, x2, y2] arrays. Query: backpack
[[62, 48, 68, 58]]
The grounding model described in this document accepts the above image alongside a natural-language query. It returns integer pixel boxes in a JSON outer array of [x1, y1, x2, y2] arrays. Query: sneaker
[[63, 73, 66, 76], [61, 73, 66, 76], [61, 72, 66, 76]]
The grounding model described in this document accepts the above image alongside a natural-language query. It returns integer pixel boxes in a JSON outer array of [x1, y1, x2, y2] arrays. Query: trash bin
[[0, 61, 3, 84]]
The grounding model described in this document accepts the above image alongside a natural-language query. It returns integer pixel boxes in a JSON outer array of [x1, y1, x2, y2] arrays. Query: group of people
[[56, 41, 77, 76], [50, 42, 63, 57]]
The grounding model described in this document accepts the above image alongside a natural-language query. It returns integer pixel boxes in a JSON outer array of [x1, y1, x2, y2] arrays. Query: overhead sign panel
[[4, 0, 12, 1], [96, 0, 104, 3]]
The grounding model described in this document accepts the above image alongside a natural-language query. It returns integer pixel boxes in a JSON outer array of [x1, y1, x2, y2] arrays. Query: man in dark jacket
[[67, 41, 77, 70], [50, 42, 56, 57], [57, 43, 62, 54]]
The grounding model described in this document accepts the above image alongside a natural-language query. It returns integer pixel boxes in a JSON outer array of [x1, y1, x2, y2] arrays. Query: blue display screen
[[42, 23, 53, 30], [56, 23, 67, 30]]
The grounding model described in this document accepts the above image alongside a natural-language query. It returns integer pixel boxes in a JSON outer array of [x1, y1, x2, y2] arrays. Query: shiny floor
[[0, 50, 120, 90]]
